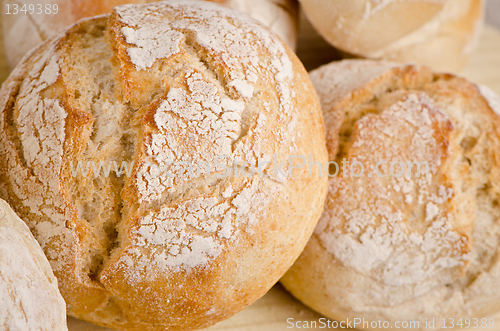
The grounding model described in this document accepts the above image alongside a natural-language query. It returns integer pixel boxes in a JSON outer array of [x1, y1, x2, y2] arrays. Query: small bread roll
[[0, 199, 67, 331], [281, 59, 500, 329], [299, 0, 484, 72], [0, 1, 327, 330], [2, 0, 298, 68]]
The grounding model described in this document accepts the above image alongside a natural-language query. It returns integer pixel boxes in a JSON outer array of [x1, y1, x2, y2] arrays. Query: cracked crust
[[281, 60, 500, 328], [2, 0, 298, 69], [0, 2, 326, 330]]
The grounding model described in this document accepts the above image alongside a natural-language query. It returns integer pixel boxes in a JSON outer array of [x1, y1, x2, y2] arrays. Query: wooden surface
[[1, 8, 500, 331]]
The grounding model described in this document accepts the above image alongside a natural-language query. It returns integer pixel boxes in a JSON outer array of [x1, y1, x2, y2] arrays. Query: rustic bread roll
[[0, 1, 327, 330], [281, 59, 500, 329], [299, 0, 484, 72], [2, 0, 298, 68], [0, 198, 67, 331]]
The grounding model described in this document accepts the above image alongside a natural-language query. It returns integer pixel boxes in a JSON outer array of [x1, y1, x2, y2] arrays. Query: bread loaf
[[2, 0, 298, 68], [299, 0, 484, 72], [281, 59, 500, 329], [0, 198, 67, 331], [0, 1, 327, 330]]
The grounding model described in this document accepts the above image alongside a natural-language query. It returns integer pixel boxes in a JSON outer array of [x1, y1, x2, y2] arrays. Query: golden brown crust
[[2, 0, 299, 68], [0, 2, 326, 330], [281, 60, 500, 328]]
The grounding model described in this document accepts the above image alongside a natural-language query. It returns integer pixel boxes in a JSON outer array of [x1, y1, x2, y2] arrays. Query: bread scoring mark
[[316, 93, 469, 298], [115, 0, 294, 104], [59, 19, 136, 283], [107, 1, 300, 272], [131, 67, 283, 269], [113, 1, 299, 203]]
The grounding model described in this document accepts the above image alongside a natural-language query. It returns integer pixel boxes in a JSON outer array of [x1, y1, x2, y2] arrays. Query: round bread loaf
[[299, 0, 484, 72], [0, 198, 67, 331], [2, 0, 298, 68], [0, 1, 327, 330], [280, 59, 500, 329]]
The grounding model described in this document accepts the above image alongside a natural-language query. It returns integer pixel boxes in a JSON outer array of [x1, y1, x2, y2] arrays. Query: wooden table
[[1, 10, 500, 331]]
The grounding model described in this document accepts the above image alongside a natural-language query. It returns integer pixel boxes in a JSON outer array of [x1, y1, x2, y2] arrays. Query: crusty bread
[[2, 0, 298, 68], [0, 1, 327, 330], [299, 0, 484, 72], [281, 59, 500, 329], [0, 198, 67, 331]]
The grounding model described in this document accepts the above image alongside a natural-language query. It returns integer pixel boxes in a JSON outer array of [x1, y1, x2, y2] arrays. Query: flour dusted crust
[[2, 0, 298, 68], [0, 199, 67, 331], [281, 59, 500, 328], [299, 0, 484, 72], [0, 1, 326, 330]]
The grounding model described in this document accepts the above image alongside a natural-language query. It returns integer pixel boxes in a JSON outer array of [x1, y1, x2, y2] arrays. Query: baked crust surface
[[2, 0, 299, 68], [299, 0, 484, 72], [0, 198, 67, 331], [0, 1, 327, 330], [281, 59, 500, 328]]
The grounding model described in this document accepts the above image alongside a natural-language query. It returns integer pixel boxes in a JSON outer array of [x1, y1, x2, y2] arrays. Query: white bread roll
[[0, 1, 327, 330], [281, 59, 500, 329], [0, 198, 67, 331], [2, 0, 298, 68], [299, 0, 484, 73]]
